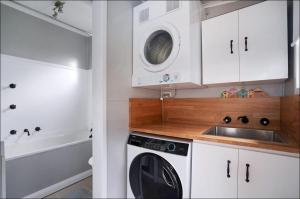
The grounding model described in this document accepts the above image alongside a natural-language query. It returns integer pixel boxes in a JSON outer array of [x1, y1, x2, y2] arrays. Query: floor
[[45, 176, 92, 198]]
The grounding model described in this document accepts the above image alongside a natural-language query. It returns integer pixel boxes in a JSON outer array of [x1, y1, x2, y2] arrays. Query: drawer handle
[[230, 40, 233, 54], [245, 163, 250, 183], [227, 160, 231, 178]]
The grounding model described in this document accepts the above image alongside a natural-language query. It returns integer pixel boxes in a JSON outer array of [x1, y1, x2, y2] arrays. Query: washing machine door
[[139, 24, 180, 72], [129, 152, 183, 199]]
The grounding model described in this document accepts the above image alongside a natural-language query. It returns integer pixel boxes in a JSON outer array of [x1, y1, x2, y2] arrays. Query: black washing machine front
[[129, 152, 183, 199]]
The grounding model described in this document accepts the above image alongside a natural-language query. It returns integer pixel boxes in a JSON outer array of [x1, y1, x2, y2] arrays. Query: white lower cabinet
[[191, 143, 238, 198], [238, 149, 299, 198], [191, 142, 300, 198]]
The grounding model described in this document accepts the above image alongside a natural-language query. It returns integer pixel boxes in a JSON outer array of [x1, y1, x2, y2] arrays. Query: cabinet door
[[238, 149, 300, 198], [239, 1, 288, 82], [202, 11, 239, 84], [191, 143, 238, 198]]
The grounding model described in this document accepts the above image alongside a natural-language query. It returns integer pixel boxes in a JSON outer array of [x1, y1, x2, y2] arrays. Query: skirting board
[[24, 169, 92, 199]]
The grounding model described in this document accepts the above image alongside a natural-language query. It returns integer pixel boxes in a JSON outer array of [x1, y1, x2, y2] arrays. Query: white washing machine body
[[127, 133, 192, 199], [132, 1, 203, 89]]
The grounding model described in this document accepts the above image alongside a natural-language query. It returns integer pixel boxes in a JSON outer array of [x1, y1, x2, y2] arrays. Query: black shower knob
[[9, 104, 16, 109], [9, 83, 16, 89]]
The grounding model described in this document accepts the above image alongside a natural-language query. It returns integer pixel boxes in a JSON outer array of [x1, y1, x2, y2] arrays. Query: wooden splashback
[[129, 98, 162, 128], [163, 97, 281, 130], [129, 97, 281, 131], [281, 96, 300, 144]]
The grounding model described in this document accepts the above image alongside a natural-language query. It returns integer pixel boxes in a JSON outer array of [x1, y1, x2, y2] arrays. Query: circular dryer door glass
[[144, 30, 173, 65], [129, 153, 183, 199]]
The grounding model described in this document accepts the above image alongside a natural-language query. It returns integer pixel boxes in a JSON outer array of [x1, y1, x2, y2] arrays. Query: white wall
[[92, 1, 108, 198], [107, 1, 160, 198], [1, 54, 92, 141], [176, 83, 284, 98]]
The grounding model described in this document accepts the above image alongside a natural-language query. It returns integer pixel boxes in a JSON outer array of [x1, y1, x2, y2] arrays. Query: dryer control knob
[[167, 143, 176, 151], [162, 74, 170, 82]]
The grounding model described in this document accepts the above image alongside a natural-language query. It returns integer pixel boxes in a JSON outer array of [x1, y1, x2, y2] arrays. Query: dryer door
[[139, 24, 180, 72], [129, 152, 183, 199]]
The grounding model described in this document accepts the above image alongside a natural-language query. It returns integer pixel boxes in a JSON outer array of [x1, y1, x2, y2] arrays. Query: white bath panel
[[0, 54, 92, 141], [24, 169, 92, 199]]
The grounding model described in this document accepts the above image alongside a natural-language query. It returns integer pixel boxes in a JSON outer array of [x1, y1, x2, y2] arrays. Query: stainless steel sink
[[204, 126, 286, 144]]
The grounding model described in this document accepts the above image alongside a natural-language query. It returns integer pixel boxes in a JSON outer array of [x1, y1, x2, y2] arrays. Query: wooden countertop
[[130, 122, 300, 154]]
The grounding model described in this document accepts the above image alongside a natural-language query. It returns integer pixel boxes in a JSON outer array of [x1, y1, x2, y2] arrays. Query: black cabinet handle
[[245, 37, 248, 51], [230, 40, 233, 54], [227, 160, 231, 178], [245, 163, 250, 183]]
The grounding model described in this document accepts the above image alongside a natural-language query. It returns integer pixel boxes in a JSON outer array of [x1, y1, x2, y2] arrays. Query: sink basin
[[204, 126, 286, 144]]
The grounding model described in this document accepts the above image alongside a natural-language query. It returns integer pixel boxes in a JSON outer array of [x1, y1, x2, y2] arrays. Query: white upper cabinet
[[238, 149, 300, 198], [239, 1, 288, 81], [191, 143, 238, 198], [202, 11, 240, 84], [202, 1, 288, 85]]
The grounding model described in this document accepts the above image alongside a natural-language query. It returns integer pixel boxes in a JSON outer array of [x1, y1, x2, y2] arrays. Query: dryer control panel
[[128, 134, 189, 156]]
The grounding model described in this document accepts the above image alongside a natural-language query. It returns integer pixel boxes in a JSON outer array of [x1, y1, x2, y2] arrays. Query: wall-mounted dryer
[[132, 1, 203, 89]]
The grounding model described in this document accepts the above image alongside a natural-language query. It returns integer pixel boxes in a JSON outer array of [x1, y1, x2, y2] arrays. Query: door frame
[[92, 1, 108, 198]]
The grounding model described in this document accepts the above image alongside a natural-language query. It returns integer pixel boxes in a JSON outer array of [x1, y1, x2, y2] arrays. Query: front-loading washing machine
[[132, 1, 203, 88], [127, 133, 191, 199]]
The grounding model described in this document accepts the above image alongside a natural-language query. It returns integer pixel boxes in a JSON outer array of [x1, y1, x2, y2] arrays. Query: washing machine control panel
[[160, 73, 180, 84], [128, 134, 189, 156]]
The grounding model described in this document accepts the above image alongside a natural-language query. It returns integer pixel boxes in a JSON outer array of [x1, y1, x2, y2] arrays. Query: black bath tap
[[24, 129, 30, 136]]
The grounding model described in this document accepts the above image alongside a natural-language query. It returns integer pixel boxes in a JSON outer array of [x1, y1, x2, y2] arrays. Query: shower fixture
[[35, 127, 42, 132], [24, 129, 30, 136], [9, 83, 16, 89], [9, 104, 16, 110], [52, 0, 65, 18]]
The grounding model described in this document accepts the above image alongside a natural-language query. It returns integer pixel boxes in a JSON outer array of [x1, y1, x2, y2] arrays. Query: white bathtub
[[5, 129, 91, 160]]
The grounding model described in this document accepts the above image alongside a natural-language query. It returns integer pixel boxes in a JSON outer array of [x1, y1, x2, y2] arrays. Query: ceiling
[[15, 0, 92, 34]]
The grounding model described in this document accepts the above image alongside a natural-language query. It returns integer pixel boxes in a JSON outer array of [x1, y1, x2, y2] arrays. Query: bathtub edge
[[6, 139, 92, 161]]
